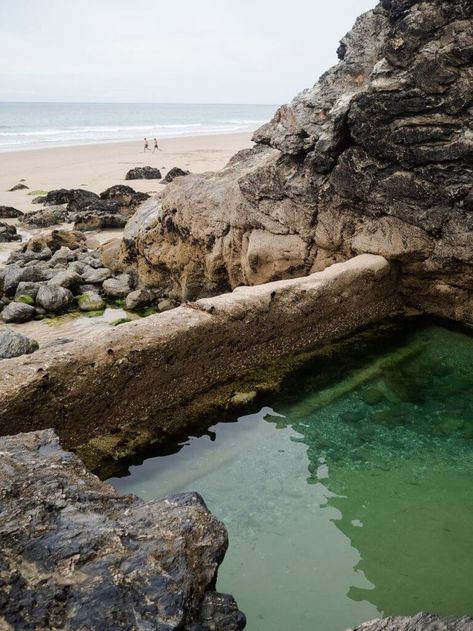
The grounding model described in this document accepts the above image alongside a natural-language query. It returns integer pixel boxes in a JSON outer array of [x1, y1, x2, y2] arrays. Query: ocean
[[0, 102, 277, 152]]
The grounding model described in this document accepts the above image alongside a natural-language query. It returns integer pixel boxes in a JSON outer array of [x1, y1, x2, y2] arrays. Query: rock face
[[125, 165, 162, 180], [121, 0, 473, 323], [0, 429, 245, 631], [350, 613, 473, 630]]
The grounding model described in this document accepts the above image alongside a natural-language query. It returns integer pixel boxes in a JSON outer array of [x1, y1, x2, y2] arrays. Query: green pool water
[[109, 319, 473, 631]]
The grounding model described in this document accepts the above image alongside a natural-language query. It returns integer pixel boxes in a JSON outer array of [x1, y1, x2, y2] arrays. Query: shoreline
[[0, 131, 254, 213], [0, 128, 257, 155]]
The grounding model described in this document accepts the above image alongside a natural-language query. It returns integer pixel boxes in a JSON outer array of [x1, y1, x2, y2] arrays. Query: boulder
[[73, 213, 127, 232], [14, 282, 41, 301], [102, 273, 133, 298], [125, 166, 162, 180], [163, 167, 190, 183], [0, 329, 38, 359], [0, 222, 21, 243], [8, 183, 29, 191], [100, 184, 149, 208], [81, 266, 112, 284], [77, 291, 105, 312], [119, 0, 473, 324], [125, 288, 154, 310], [1, 302, 36, 323], [0, 430, 245, 631], [44, 189, 99, 211], [21, 205, 69, 228], [36, 285, 73, 313], [98, 238, 122, 272], [49, 246, 77, 266], [48, 270, 83, 290], [0, 206, 23, 218]]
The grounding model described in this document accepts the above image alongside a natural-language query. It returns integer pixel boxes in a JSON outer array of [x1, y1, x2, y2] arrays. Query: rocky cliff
[[121, 0, 473, 323]]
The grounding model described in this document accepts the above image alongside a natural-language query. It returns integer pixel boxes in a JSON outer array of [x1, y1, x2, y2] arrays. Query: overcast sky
[[0, 0, 375, 104]]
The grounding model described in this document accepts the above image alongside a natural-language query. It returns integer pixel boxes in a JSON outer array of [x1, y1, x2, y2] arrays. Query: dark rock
[[0, 206, 23, 218], [163, 167, 191, 184], [0, 328, 38, 359], [125, 166, 162, 180], [36, 285, 73, 313], [8, 183, 29, 191], [48, 270, 83, 290], [74, 213, 127, 232], [43, 188, 100, 212], [0, 429, 245, 631], [31, 195, 47, 204], [349, 613, 473, 630], [1, 301, 36, 323], [100, 184, 150, 209], [0, 222, 21, 243], [22, 205, 69, 228]]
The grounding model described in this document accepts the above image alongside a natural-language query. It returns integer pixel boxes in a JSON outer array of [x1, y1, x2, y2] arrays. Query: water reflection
[[109, 320, 473, 630]]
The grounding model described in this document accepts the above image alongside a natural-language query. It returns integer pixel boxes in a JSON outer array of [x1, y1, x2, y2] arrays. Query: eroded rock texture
[[0, 429, 245, 631], [350, 613, 473, 630], [121, 0, 473, 322]]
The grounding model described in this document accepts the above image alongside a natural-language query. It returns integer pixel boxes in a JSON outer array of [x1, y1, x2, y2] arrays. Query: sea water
[[109, 320, 473, 631], [0, 102, 276, 151]]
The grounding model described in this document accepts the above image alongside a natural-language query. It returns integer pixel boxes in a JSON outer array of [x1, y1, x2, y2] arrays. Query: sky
[[0, 0, 375, 104]]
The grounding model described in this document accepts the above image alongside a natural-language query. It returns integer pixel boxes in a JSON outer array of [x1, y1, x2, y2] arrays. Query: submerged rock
[[0, 328, 38, 359], [0, 429, 245, 630], [349, 613, 473, 630], [8, 183, 29, 191], [125, 166, 162, 180]]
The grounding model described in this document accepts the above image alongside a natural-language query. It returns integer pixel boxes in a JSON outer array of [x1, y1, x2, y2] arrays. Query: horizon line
[[0, 100, 279, 106]]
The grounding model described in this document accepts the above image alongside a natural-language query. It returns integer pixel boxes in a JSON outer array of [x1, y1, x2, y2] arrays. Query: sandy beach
[[0, 132, 253, 213]]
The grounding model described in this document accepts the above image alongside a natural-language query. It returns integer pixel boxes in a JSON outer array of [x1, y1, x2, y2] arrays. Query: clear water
[[109, 321, 473, 631], [0, 102, 276, 151]]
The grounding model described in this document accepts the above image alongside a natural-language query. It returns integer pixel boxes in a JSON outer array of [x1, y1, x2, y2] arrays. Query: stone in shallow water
[[36, 285, 73, 313], [0, 429, 245, 630], [0, 328, 38, 358], [77, 291, 105, 312]]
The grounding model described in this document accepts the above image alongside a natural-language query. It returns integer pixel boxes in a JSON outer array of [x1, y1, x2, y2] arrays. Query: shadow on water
[[109, 317, 473, 631]]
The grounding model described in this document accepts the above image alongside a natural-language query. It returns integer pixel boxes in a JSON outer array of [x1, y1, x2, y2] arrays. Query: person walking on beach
[[153, 138, 160, 152], [143, 137, 151, 152]]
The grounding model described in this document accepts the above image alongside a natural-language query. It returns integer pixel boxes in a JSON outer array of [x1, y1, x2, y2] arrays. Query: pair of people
[[144, 137, 160, 152]]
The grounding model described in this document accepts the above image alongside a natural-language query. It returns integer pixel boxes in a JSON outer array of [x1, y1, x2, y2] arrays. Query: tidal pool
[[109, 319, 473, 631]]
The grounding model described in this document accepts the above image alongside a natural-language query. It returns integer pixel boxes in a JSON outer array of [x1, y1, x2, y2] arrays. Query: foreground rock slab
[[350, 613, 473, 630], [0, 429, 245, 631]]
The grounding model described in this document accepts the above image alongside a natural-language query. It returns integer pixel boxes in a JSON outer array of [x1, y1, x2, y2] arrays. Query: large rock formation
[[0, 429, 245, 631], [121, 0, 473, 323]]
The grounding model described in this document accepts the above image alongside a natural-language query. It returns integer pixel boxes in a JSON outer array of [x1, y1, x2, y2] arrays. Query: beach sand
[[0, 132, 253, 213]]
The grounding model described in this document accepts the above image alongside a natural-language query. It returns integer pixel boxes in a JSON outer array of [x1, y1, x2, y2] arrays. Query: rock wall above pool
[[0, 429, 245, 631]]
